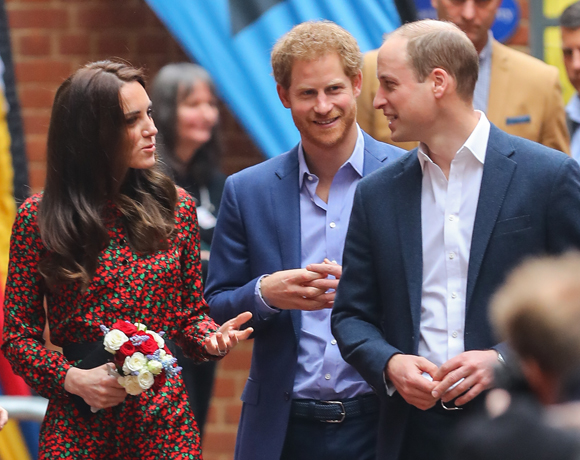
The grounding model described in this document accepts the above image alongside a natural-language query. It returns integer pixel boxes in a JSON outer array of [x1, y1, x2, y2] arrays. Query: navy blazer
[[206, 132, 404, 460], [331, 125, 580, 460]]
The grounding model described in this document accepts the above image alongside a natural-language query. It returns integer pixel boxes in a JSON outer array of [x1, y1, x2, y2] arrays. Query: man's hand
[[260, 268, 331, 311], [431, 350, 497, 406], [64, 364, 127, 410], [305, 259, 342, 305], [386, 354, 439, 410]]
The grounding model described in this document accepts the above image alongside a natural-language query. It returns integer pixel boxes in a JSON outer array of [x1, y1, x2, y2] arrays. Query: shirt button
[[121, 259, 128, 266], [307, 175, 314, 181], [329, 222, 336, 228], [331, 260, 337, 264], [452, 331, 458, 338], [448, 215, 455, 221], [324, 373, 331, 380], [451, 292, 457, 299], [449, 252, 456, 260], [331, 339, 337, 345]]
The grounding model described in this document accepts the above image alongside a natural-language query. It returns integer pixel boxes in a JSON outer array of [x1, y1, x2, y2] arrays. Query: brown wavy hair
[[38, 60, 178, 290], [271, 20, 362, 90]]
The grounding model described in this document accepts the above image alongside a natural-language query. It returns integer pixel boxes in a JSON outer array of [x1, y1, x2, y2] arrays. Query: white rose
[[104, 330, 129, 354], [137, 370, 155, 390], [119, 375, 143, 395], [147, 331, 165, 349], [147, 360, 163, 375], [134, 322, 147, 332], [158, 349, 167, 359], [123, 352, 147, 374]]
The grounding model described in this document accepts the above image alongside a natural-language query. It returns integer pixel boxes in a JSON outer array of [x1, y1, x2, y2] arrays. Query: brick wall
[[5, 1, 532, 459], [4, 1, 260, 459]]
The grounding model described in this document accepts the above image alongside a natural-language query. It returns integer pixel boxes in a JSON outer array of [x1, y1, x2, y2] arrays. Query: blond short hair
[[271, 20, 362, 90], [491, 252, 580, 379], [390, 19, 478, 102]]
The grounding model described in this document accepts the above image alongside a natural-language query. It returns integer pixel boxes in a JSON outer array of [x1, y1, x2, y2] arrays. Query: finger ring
[[218, 349, 227, 356]]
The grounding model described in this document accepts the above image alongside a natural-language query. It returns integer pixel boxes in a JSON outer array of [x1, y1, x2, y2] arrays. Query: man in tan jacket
[[358, 0, 570, 154]]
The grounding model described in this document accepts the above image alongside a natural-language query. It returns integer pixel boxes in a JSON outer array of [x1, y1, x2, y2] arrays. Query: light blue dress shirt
[[566, 93, 580, 163], [254, 125, 372, 400], [473, 31, 493, 114]]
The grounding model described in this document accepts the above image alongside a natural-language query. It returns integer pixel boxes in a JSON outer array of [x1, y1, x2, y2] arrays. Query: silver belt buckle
[[440, 399, 463, 411], [320, 400, 346, 423]]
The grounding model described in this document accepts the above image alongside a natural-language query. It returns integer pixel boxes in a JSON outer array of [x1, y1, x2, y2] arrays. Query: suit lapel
[[272, 148, 302, 342], [487, 40, 510, 131], [466, 126, 516, 309], [394, 152, 424, 346]]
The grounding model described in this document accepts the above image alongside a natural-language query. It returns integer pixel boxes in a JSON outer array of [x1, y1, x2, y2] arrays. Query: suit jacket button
[[284, 392, 290, 401]]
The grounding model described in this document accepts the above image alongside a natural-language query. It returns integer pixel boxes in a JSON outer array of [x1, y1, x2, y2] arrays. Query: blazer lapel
[[466, 126, 516, 309], [272, 147, 302, 342], [394, 152, 424, 348], [362, 131, 388, 175]]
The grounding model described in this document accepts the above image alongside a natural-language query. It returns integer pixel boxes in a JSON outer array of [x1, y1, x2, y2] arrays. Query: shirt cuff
[[383, 364, 397, 397], [254, 275, 281, 319]]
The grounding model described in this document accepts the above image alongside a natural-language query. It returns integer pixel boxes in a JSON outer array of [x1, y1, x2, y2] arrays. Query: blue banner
[[145, 0, 401, 158]]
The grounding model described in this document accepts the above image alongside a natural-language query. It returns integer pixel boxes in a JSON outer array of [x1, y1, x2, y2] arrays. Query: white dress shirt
[[417, 111, 490, 368]]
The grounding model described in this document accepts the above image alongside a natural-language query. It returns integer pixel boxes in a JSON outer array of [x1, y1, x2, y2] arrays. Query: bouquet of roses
[[100, 320, 181, 395]]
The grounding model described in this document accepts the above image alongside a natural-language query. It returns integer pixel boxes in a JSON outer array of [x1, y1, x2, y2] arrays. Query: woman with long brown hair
[[1, 60, 251, 459]]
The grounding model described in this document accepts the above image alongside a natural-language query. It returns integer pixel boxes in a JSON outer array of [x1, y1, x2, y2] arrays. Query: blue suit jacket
[[331, 125, 580, 460], [206, 132, 404, 460]]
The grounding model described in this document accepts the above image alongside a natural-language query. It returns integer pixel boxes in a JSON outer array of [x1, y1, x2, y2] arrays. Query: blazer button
[[284, 392, 290, 401]]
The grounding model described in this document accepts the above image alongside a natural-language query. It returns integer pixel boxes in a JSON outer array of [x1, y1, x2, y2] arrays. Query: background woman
[[151, 63, 225, 435], [1, 60, 251, 459]]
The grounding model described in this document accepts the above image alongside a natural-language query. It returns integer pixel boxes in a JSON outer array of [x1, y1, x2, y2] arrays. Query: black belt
[[62, 338, 177, 363], [290, 393, 378, 423]]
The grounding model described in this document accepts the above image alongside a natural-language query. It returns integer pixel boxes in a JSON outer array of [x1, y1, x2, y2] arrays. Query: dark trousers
[[280, 410, 379, 460], [398, 398, 485, 460]]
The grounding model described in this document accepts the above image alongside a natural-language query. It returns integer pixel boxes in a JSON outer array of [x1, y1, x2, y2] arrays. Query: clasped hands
[[260, 259, 341, 311], [386, 350, 499, 410]]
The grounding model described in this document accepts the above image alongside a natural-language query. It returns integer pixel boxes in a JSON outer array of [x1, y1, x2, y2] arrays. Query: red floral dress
[[2, 189, 219, 459]]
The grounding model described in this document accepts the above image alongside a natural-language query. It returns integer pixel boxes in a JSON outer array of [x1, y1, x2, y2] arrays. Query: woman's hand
[[64, 363, 127, 410], [0, 405, 8, 430], [204, 311, 254, 357]]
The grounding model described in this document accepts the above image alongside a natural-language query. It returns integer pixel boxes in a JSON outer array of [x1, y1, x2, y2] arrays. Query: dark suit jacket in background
[[331, 125, 580, 460], [206, 132, 403, 460]]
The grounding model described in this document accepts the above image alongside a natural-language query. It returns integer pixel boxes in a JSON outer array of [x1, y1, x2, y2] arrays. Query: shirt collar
[[417, 111, 490, 171], [298, 124, 365, 188]]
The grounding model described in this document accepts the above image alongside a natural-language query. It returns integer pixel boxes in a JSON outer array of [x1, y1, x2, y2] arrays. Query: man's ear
[[277, 84, 291, 108], [352, 69, 363, 98], [430, 68, 450, 99]]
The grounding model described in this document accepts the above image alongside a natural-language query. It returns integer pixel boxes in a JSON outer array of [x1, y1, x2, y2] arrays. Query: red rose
[[117, 341, 136, 361], [113, 352, 125, 367], [111, 320, 137, 336], [138, 334, 159, 355], [152, 371, 167, 393]]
